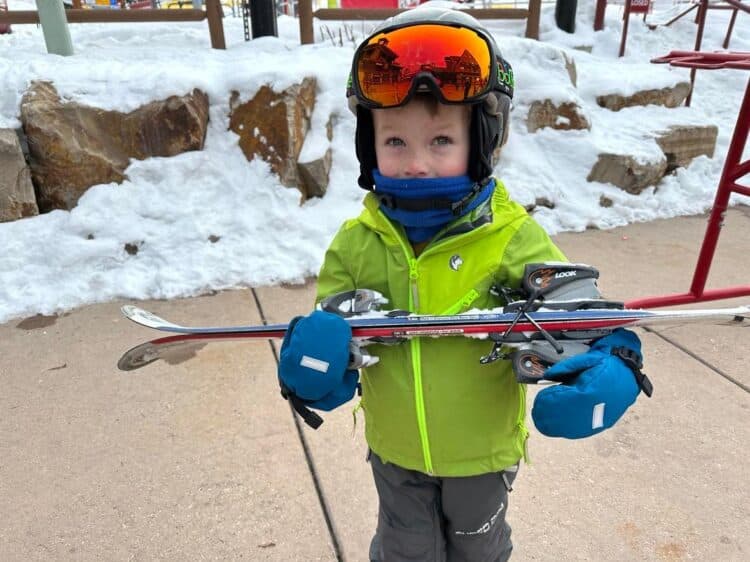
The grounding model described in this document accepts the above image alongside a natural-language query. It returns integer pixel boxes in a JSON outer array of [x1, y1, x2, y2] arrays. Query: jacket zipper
[[440, 288, 480, 315], [406, 257, 434, 474], [380, 213, 483, 476], [381, 213, 434, 474]]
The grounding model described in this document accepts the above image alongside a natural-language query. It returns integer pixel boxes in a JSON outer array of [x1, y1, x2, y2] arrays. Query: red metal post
[[686, 0, 709, 106], [628, 52, 750, 309], [724, 6, 739, 49], [594, 0, 607, 31], [688, 76, 750, 294], [619, 0, 632, 57]]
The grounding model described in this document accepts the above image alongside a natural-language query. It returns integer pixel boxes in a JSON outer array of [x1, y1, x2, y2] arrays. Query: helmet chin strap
[[373, 175, 493, 217]]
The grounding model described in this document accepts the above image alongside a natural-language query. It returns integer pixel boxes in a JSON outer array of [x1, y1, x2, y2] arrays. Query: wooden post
[[205, 0, 226, 49], [525, 0, 541, 39], [298, 0, 313, 45], [594, 0, 606, 31], [0, 0, 10, 35]]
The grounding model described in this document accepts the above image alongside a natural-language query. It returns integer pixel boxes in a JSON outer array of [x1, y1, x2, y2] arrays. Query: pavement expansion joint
[[251, 287, 345, 560]]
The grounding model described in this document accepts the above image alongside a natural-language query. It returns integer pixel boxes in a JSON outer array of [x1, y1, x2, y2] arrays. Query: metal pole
[[618, 0, 632, 57], [686, 0, 709, 106], [688, 76, 750, 298], [722, 7, 738, 49], [554, 0, 577, 33], [35, 0, 74, 56], [249, 0, 277, 38]]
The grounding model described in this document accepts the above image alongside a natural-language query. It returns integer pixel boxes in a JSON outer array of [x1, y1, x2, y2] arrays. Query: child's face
[[372, 100, 471, 179]]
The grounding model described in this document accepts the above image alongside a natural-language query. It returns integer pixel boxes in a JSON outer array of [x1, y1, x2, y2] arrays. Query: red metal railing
[[627, 51, 750, 308]]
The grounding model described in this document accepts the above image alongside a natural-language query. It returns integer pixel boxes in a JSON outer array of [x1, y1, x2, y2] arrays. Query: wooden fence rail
[[0, 1, 225, 49], [298, 0, 543, 44]]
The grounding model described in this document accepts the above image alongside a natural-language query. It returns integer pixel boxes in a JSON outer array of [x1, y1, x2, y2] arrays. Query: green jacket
[[316, 181, 566, 477]]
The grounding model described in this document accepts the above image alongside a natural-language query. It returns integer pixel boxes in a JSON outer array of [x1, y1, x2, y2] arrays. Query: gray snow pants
[[368, 451, 518, 562]]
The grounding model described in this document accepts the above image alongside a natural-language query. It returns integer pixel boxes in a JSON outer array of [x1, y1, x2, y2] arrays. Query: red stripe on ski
[[143, 317, 638, 344]]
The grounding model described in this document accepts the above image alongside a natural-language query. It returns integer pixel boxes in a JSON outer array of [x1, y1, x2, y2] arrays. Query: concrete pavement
[[1, 208, 748, 561]]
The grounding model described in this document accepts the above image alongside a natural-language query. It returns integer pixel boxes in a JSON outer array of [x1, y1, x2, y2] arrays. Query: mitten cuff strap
[[280, 382, 323, 429], [612, 346, 654, 397]]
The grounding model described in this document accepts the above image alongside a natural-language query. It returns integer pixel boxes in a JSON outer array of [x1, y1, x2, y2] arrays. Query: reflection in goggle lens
[[355, 24, 493, 107]]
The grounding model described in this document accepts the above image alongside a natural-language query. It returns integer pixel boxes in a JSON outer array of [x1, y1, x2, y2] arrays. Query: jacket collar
[[358, 177, 517, 248]]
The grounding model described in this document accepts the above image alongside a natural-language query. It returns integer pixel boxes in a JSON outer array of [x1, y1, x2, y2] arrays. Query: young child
[[278, 8, 647, 561]]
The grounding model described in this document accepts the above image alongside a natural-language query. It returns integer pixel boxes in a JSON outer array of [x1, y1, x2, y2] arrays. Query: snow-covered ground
[[1, 0, 748, 323]]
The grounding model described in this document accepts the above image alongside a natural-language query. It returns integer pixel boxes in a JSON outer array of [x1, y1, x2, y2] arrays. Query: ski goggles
[[348, 22, 512, 109]]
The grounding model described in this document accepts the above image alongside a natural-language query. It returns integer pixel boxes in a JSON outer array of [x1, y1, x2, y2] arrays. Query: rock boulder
[[653, 125, 718, 172], [596, 82, 691, 112], [0, 128, 38, 222], [228, 78, 317, 189], [20, 81, 209, 212], [587, 153, 668, 194]]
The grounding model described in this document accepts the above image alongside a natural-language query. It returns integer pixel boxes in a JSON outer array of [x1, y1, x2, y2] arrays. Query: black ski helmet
[[347, 7, 514, 190]]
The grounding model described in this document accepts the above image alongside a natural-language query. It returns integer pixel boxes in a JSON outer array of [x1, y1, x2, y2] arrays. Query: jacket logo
[[449, 255, 463, 271]]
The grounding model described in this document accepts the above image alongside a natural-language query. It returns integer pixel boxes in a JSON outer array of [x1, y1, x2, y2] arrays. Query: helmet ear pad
[[469, 92, 511, 184], [355, 106, 377, 190]]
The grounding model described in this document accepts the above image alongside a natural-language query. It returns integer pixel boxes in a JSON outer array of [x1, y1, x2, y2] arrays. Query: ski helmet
[[347, 7, 514, 190]]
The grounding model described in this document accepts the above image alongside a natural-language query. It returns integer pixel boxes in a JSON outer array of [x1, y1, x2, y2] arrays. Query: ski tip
[[121, 305, 180, 330], [121, 304, 137, 316], [121, 304, 152, 321]]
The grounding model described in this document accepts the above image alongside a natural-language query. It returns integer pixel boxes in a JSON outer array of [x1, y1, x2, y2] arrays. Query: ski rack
[[628, 51, 750, 309]]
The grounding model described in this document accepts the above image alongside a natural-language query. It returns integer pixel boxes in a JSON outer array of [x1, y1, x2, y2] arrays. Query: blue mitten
[[531, 329, 652, 439], [278, 311, 359, 427]]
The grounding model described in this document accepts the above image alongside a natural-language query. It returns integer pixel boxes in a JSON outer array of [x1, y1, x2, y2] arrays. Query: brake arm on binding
[[348, 341, 380, 369], [480, 294, 563, 364], [509, 341, 592, 384]]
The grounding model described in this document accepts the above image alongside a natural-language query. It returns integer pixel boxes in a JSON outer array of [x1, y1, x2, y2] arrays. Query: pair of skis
[[117, 297, 749, 382]]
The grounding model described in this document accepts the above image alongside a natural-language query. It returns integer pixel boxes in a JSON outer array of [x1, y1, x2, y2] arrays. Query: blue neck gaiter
[[373, 170, 495, 243]]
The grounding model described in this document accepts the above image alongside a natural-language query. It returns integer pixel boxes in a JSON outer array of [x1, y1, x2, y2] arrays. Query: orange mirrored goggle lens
[[355, 24, 493, 108]]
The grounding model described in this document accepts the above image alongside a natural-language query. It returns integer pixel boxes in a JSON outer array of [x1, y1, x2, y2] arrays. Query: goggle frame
[[348, 21, 506, 110]]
